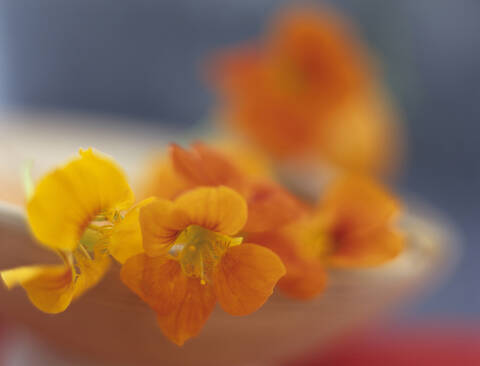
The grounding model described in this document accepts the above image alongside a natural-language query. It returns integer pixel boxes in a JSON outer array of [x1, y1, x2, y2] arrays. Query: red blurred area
[[1, 321, 479, 365], [0, 318, 4, 362], [290, 323, 480, 366]]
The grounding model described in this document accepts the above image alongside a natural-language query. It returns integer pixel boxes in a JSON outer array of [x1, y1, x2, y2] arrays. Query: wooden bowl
[[0, 200, 457, 366]]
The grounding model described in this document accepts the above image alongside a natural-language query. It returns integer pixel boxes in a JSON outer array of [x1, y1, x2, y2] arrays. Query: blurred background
[[0, 0, 479, 364]]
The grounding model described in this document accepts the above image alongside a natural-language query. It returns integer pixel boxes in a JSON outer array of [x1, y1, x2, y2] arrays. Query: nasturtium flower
[[1, 148, 144, 313], [313, 175, 404, 268], [143, 142, 306, 233], [249, 175, 404, 299], [121, 186, 286, 345], [207, 6, 401, 175]]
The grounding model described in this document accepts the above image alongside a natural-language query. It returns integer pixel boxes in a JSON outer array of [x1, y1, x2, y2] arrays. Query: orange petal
[[140, 199, 190, 257], [244, 180, 307, 232], [121, 254, 187, 315], [213, 243, 285, 316], [174, 186, 247, 236], [248, 230, 326, 300], [140, 156, 194, 200], [224, 96, 318, 159], [268, 8, 373, 103], [156, 278, 216, 346], [206, 44, 263, 97], [214, 141, 274, 179], [170, 143, 246, 192], [278, 259, 327, 300], [328, 227, 404, 268], [320, 175, 401, 230], [318, 91, 402, 175]]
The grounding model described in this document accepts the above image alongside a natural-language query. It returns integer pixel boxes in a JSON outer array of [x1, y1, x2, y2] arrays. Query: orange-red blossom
[[250, 175, 405, 300], [121, 186, 285, 345], [208, 6, 401, 175]]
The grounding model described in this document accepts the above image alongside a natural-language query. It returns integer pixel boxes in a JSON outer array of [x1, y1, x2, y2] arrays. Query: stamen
[[79, 210, 119, 252], [77, 242, 92, 260], [79, 227, 102, 252], [175, 225, 242, 284]]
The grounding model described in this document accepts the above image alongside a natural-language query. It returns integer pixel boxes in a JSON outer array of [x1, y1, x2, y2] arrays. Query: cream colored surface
[[0, 111, 176, 205]]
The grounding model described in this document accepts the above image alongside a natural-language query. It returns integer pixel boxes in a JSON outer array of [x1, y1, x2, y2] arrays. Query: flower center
[[79, 212, 123, 252], [173, 225, 242, 284], [294, 215, 335, 260]]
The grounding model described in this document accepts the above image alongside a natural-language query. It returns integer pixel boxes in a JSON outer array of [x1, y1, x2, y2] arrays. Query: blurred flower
[[143, 142, 306, 233], [250, 175, 404, 299], [208, 6, 401, 175], [313, 175, 404, 268], [0, 149, 144, 313], [121, 186, 285, 345]]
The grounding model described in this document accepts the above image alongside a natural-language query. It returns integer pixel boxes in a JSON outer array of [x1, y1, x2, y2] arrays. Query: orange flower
[[208, 6, 401, 174], [249, 175, 404, 299], [121, 186, 286, 345], [143, 142, 306, 233], [315, 175, 404, 268]]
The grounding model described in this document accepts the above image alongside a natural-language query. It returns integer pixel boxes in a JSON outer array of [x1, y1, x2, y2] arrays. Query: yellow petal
[[140, 199, 190, 257], [108, 208, 143, 264], [156, 277, 216, 346], [109, 198, 155, 263], [27, 148, 134, 252], [213, 243, 285, 316], [73, 245, 111, 299], [174, 186, 247, 236], [1, 264, 75, 314]]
